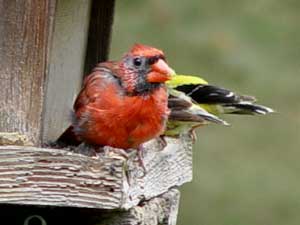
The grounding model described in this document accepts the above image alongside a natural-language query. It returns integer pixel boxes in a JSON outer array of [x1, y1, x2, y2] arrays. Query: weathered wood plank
[[98, 189, 180, 225], [122, 135, 192, 209], [0, 135, 192, 210], [0, 0, 56, 145], [0, 189, 180, 225], [84, 0, 116, 75], [42, 0, 92, 143]]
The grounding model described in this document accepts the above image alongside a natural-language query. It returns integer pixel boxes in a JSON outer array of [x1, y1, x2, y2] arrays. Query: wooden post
[[42, 0, 93, 143], [0, 0, 56, 145], [0, 0, 193, 224]]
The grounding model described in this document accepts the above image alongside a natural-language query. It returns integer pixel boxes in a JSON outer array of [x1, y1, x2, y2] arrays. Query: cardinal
[[57, 44, 175, 161]]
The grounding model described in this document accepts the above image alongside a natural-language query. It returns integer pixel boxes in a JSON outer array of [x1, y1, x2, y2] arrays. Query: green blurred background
[[110, 1, 300, 224]]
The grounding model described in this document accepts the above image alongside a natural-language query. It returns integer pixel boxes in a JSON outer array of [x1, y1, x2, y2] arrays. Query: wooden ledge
[[98, 189, 180, 225], [0, 189, 180, 225], [0, 135, 192, 210]]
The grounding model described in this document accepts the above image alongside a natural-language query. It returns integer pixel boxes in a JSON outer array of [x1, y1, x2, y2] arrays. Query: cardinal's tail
[[56, 126, 82, 147]]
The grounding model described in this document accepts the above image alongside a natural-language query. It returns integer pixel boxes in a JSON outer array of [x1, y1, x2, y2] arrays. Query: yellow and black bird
[[165, 74, 274, 138]]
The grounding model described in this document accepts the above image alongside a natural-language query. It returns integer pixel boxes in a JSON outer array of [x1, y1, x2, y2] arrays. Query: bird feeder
[[0, 0, 192, 224]]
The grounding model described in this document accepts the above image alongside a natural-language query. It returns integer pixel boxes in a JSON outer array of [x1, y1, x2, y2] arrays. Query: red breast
[[74, 71, 169, 149]]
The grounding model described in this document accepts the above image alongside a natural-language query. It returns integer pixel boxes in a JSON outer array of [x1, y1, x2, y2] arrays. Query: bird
[[164, 74, 274, 138], [165, 88, 229, 138], [56, 44, 175, 169]]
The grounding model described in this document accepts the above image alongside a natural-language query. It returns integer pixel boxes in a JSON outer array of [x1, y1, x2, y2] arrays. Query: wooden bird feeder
[[0, 0, 192, 224]]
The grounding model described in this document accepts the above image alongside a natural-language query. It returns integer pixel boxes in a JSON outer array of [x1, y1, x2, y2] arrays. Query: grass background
[[110, 1, 300, 224]]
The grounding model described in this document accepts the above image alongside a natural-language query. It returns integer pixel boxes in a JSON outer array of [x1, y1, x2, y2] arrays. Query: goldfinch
[[164, 74, 274, 138], [167, 74, 274, 116]]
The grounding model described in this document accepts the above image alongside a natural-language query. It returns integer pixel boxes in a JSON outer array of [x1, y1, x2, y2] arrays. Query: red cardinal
[[57, 44, 175, 153]]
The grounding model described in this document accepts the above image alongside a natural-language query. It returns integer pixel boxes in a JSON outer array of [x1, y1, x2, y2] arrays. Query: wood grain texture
[[84, 0, 115, 75], [42, 0, 92, 143], [0, 135, 192, 210], [0, 0, 56, 145]]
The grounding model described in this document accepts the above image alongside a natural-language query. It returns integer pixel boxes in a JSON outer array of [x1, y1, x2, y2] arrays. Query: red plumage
[[57, 44, 174, 150]]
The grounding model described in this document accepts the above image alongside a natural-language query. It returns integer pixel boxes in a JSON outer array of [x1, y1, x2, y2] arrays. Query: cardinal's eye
[[133, 57, 142, 67]]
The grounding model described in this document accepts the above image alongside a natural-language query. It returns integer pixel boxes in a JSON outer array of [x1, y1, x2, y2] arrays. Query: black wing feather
[[175, 84, 255, 104]]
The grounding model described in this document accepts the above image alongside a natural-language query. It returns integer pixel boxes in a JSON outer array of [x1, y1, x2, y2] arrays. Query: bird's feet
[[188, 126, 202, 143], [157, 135, 168, 150]]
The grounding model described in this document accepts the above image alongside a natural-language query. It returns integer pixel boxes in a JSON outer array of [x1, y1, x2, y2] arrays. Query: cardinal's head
[[119, 44, 175, 95]]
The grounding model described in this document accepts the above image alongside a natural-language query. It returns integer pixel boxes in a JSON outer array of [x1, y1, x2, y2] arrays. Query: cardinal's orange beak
[[147, 59, 175, 83]]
